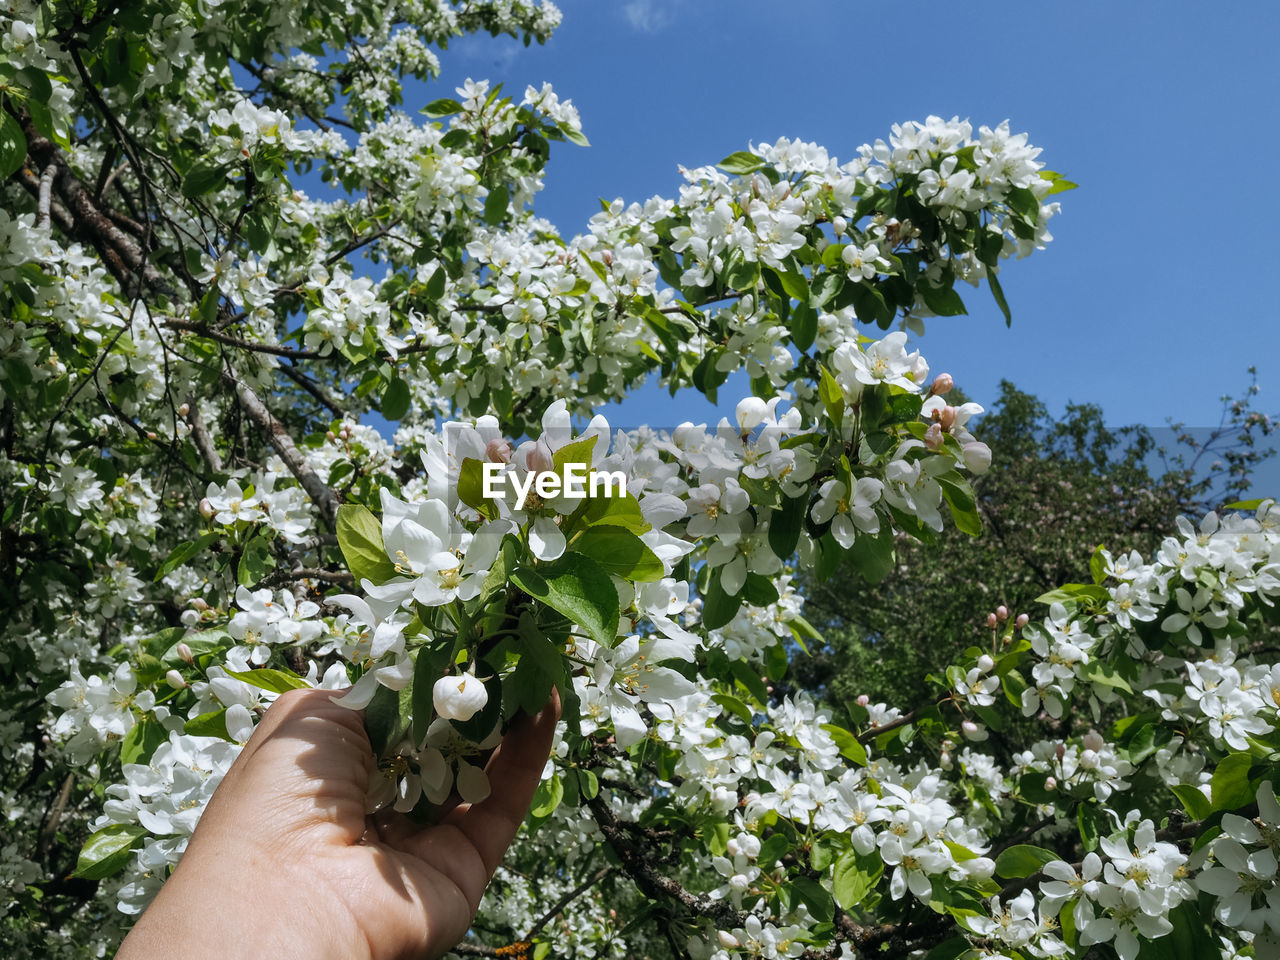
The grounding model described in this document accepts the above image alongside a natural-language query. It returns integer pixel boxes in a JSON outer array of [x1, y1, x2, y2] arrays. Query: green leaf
[[1089, 544, 1108, 585], [484, 184, 509, 226], [336, 504, 398, 585], [1039, 170, 1078, 195], [381, 377, 410, 420], [0, 110, 28, 179], [551, 434, 598, 475], [701, 566, 742, 630], [155, 532, 219, 582], [530, 772, 564, 818], [1080, 660, 1133, 694], [120, 718, 168, 765], [236, 534, 275, 587], [848, 524, 895, 584], [832, 848, 882, 910], [1006, 185, 1041, 223], [224, 668, 309, 694], [790, 300, 818, 352], [559, 123, 590, 147], [1170, 784, 1212, 821], [918, 278, 968, 317], [986, 270, 1011, 326], [790, 876, 833, 923], [184, 708, 232, 741], [1035, 583, 1109, 605], [583, 492, 650, 534], [422, 97, 463, 118], [994, 844, 1058, 879], [572, 525, 664, 582], [365, 681, 413, 757], [511, 553, 620, 647], [1211, 751, 1254, 812], [718, 151, 766, 174], [818, 364, 845, 428], [181, 160, 228, 197], [768, 494, 807, 561], [712, 693, 753, 724], [74, 824, 147, 881], [821, 723, 867, 766], [938, 474, 982, 536], [742, 572, 780, 607]]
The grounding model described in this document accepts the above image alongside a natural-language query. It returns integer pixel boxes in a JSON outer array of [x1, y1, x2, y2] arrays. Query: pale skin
[[117, 687, 560, 960]]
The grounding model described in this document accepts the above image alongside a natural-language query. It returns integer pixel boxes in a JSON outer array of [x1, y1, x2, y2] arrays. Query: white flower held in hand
[[433, 670, 488, 721]]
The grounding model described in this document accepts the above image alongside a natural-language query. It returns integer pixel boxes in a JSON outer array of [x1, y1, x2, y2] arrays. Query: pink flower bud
[[856, 694, 869, 707], [600, 249, 614, 267], [986, 613, 998, 629], [1055, 742, 1066, 762], [178, 403, 190, 418], [719, 931, 741, 949], [996, 605, 1009, 621], [1016, 613, 1029, 629], [190, 598, 208, 612], [198, 498, 215, 520], [1082, 730, 1105, 753], [525, 439, 554, 474], [938, 405, 958, 431], [930, 372, 954, 396], [1044, 776, 1058, 791], [485, 438, 513, 464], [176, 642, 194, 665], [924, 423, 944, 450]]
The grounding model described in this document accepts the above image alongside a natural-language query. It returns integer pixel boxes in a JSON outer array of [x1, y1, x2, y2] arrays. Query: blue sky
[[417, 0, 1280, 494]]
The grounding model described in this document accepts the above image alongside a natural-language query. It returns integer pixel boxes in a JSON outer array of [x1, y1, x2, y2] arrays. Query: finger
[[438, 690, 560, 876]]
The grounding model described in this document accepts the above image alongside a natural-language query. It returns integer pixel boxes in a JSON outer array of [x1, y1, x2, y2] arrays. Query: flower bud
[[967, 857, 996, 880], [924, 423, 944, 450], [986, 613, 998, 629], [976, 654, 994, 673], [1082, 730, 1105, 752], [198, 498, 215, 520], [961, 720, 983, 740], [1015, 613, 1029, 629], [433, 671, 488, 721], [190, 598, 209, 612], [326, 430, 337, 442], [176, 642, 194, 665], [1055, 742, 1066, 762], [165, 669, 187, 690], [146, 431, 157, 440], [718, 931, 741, 948], [937, 405, 958, 431], [856, 694, 869, 706], [962, 441, 992, 475], [930, 372, 954, 396], [178, 403, 190, 418], [832, 216, 848, 236], [600, 249, 614, 268], [1044, 776, 1058, 790], [525, 439, 554, 475], [485, 438, 513, 464], [996, 605, 1009, 621]]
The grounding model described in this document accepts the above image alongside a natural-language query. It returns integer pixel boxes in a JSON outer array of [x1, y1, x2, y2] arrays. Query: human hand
[[117, 687, 560, 960]]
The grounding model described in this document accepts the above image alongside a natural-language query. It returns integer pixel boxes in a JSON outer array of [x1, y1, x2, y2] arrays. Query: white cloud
[[622, 0, 671, 32]]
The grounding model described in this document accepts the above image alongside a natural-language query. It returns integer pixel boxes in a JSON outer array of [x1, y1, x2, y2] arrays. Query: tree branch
[[223, 368, 340, 525]]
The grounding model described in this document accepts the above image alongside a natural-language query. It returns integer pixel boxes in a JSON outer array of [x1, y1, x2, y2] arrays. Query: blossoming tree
[[2, 2, 1279, 959]]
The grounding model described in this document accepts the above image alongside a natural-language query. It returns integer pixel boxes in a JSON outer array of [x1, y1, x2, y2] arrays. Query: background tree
[[797, 376, 1276, 712]]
